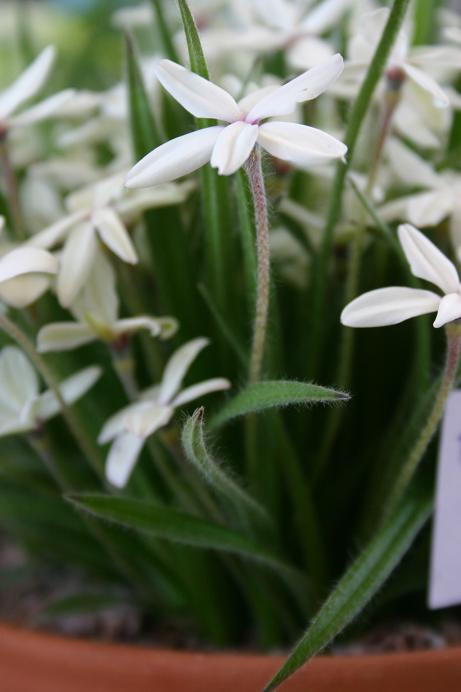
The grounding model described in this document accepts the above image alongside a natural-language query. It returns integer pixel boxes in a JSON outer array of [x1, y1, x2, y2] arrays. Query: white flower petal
[[398, 223, 460, 295], [385, 138, 441, 189], [0, 46, 55, 120], [27, 212, 85, 250], [301, 0, 352, 35], [0, 274, 51, 308], [116, 181, 194, 220], [98, 401, 143, 445], [258, 121, 347, 168], [92, 208, 137, 264], [433, 293, 461, 328], [10, 89, 76, 127], [0, 247, 58, 284], [245, 53, 344, 122], [37, 322, 95, 352], [114, 316, 178, 340], [210, 121, 258, 175], [154, 59, 241, 122], [105, 432, 145, 488], [73, 250, 118, 326], [36, 366, 102, 420], [172, 378, 231, 407], [406, 190, 454, 228], [403, 63, 450, 108], [159, 337, 209, 405], [57, 222, 97, 308], [125, 127, 224, 188], [124, 402, 173, 438], [238, 86, 280, 116], [287, 36, 335, 71], [341, 286, 441, 327], [0, 347, 39, 413]]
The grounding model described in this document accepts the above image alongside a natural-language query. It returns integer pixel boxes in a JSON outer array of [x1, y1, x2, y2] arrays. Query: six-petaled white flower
[[98, 338, 230, 488], [125, 54, 347, 186], [28, 172, 193, 307], [341, 224, 461, 329]]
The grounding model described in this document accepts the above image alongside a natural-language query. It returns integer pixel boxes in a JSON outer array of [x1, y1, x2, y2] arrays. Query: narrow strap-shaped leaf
[[150, 0, 180, 62], [125, 31, 199, 336], [176, 0, 230, 312], [264, 485, 432, 690], [68, 493, 306, 599], [177, 0, 209, 79], [125, 32, 160, 158], [210, 380, 350, 429], [182, 408, 268, 529]]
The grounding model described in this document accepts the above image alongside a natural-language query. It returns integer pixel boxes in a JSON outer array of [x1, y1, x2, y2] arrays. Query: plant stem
[[382, 322, 461, 522], [307, 0, 411, 377], [0, 313, 103, 477], [246, 146, 270, 383], [0, 132, 25, 240]]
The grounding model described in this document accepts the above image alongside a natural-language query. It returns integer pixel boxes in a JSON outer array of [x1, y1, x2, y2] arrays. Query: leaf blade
[[264, 486, 432, 690], [210, 380, 350, 428]]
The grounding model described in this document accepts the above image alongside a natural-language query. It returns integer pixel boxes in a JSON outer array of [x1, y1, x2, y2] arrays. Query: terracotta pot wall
[[1, 623, 461, 691]]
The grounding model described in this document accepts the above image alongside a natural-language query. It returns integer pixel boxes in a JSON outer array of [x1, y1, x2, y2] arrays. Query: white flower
[[0, 346, 101, 436], [125, 55, 347, 186], [380, 139, 461, 248], [0, 46, 74, 132], [28, 172, 193, 307], [0, 246, 58, 308], [337, 9, 460, 147], [341, 224, 461, 330], [99, 338, 230, 488], [37, 251, 177, 352], [201, 0, 352, 70]]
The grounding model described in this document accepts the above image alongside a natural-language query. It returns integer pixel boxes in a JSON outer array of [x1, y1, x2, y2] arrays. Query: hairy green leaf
[[264, 486, 432, 690], [211, 380, 350, 428], [182, 408, 268, 529]]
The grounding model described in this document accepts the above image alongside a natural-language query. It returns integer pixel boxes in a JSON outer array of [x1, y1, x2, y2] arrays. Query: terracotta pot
[[1, 621, 461, 691]]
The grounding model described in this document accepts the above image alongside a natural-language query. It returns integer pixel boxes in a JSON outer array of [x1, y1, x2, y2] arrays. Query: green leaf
[[181, 408, 268, 529], [264, 485, 432, 691], [150, 0, 180, 62], [210, 380, 350, 428], [68, 493, 306, 598], [177, 0, 209, 79], [125, 32, 160, 159], [308, 0, 411, 376], [176, 0, 230, 311]]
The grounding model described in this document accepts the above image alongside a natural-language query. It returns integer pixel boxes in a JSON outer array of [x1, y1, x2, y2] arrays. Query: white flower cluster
[[0, 0, 460, 486]]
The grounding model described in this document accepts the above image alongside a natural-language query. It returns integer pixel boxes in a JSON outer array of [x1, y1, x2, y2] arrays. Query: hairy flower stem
[[246, 146, 270, 383], [0, 132, 25, 240], [382, 323, 461, 522], [0, 313, 103, 477]]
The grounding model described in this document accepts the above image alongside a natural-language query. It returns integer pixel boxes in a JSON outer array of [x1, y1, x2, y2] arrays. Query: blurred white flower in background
[[37, 250, 177, 353], [341, 224, 461, 329], [380, 139, 461, 250], [28, 172, 193, 307], [0, 346, 101, 436], [99, 338, 230, 488], [0, 46, 75, 133], [0, 245, 58, 308], [126, 54, 347, 185]]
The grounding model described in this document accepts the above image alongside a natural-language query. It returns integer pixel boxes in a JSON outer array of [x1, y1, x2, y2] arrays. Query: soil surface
[[2, 537, 461, 653]]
